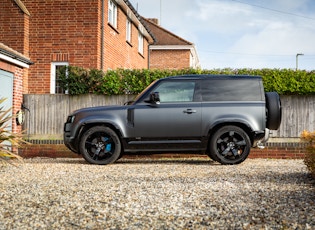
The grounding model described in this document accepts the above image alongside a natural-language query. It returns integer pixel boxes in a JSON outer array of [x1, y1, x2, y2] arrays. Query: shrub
[[301, 130, 315, 179], [0, 98, 24, 165], [58, 67, 315, 96]]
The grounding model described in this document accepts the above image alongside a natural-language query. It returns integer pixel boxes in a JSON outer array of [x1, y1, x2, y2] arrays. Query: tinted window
[[154, 81, 196, 102], [201, 79, 261, 101]]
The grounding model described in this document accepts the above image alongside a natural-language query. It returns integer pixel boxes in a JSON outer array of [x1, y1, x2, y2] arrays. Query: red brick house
[[143, 18, 200, 70], [1, 0, 154, 95]]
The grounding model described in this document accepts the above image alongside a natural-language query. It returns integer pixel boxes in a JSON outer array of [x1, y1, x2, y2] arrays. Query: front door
[[131, 80, 202, 150]]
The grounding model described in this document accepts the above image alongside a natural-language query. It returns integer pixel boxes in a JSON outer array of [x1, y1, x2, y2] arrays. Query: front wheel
[[80, 126, 121, 165], [209, 126, 251, 165]]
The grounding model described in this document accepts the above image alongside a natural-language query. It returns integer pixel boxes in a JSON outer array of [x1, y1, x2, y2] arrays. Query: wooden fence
[[22, 94, 315, 139]]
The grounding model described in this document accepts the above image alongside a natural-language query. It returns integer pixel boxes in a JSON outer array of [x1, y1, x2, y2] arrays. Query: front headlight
[[67, 115, 75, 123]]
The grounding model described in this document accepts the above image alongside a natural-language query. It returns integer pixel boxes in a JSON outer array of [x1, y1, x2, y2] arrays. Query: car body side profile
[[64, 75, 282, 165]]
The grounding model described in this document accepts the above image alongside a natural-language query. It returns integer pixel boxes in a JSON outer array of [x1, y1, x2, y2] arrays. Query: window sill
[[126, 41, 133, 47], [107, 23, 119, 34], [138, 52, 145, 58]]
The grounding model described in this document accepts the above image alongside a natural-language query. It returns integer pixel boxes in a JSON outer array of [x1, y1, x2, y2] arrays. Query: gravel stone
[[0, 158, 314, 229]]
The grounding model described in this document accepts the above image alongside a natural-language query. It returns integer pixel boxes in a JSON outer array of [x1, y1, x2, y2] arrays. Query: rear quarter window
[[201, 79, 262, 101]]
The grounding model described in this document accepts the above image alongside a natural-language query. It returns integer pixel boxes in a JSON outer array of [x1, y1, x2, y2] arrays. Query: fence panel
[[23, 94, 135, 138], [269, 95, 315, 138], [23, 94, 315, 139]]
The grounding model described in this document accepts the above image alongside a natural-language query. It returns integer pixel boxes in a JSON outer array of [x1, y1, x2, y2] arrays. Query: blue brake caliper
[[102, 137, 112, 153]]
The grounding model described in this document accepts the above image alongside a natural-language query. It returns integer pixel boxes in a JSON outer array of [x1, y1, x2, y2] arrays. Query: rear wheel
[[80, 126, 121, 165], [209, 126, 251, 165]]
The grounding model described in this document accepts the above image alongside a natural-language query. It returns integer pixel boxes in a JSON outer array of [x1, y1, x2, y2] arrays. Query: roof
[[0, 42, 33, 67], [13, 0, 30, 16], [162, 75, 262, 80], [142, 18, 193, 46], [121, 0, 155, 43]]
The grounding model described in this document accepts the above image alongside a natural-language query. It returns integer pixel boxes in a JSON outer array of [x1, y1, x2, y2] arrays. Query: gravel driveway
[[0, 158, 314, 229]]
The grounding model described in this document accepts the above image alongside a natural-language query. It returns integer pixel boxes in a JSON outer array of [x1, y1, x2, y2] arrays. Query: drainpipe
[[101, 0, 104, 70], [148, 44, 151, 69]]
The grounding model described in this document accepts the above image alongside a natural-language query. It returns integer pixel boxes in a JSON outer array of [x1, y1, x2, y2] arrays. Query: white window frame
[[108, 0, 117, 28], [50, 62, 69, 94], [138, 31, 144, 54], [126, 18, 131, 42]]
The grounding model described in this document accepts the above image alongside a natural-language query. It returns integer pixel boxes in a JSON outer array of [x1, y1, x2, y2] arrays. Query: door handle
[[183, 109, 197, 114]]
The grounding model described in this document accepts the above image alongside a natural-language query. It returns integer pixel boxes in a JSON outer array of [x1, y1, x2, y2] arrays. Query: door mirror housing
[[149, 92, 160, 104]]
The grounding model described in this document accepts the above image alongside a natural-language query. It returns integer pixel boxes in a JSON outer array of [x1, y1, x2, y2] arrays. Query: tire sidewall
[[80, 126, 121, 165]]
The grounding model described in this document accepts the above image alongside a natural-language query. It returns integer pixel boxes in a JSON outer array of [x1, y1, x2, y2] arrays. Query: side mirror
[[149, 92, 160, 104]]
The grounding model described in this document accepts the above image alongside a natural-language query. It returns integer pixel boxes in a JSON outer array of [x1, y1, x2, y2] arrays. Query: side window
[[50, 62, 68, 94], [201, 79, 261, 101], [154, 81, 196, 102], [126, 18, 131, 42], [138, 31, 144, 54], [108, 0, 117, 28]]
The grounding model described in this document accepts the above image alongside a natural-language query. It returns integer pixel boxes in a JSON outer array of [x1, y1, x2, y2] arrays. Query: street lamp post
[[296, 53, 304, 70]]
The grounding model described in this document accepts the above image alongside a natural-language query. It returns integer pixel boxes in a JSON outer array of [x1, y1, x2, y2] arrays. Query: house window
[[108, 0, 117, 28], [126, 19, 131, 42], [50, 62, 68, 94], [138, 32, 144, 54]]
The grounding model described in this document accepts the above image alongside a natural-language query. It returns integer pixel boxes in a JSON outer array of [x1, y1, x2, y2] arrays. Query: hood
[[71, 105, 128, 115]]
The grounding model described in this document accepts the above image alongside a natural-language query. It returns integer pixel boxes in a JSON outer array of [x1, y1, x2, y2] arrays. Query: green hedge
[[58, 66, 315, 95]]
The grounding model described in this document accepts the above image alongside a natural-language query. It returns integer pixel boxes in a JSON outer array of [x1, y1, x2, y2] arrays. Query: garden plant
[[0, 98, 24, 164], [301, 130, 315, 179]]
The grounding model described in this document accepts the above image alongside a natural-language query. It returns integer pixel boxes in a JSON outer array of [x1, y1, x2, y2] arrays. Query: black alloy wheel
[[209, 126, 251, 165], [80, 126, 121, 165]]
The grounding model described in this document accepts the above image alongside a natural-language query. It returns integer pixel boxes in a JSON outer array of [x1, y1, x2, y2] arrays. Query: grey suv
[[64, 75, 281, 165]]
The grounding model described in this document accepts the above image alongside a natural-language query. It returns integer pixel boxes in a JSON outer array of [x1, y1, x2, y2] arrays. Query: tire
[[209, 126, 251, 165], [207, 152, 219, 162], [265, 92, 282, 130], [80, 126, 121, 165]]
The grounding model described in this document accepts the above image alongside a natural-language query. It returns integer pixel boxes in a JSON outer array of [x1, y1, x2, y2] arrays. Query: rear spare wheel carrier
[[265, 92, 282, 130]]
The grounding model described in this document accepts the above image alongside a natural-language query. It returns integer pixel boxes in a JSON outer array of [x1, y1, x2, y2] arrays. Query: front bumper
[[64, 122, 79, 153]]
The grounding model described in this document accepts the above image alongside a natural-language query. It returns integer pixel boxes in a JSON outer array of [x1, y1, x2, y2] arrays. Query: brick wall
[[19, 142, 307, 160], [0, 1, 29, 55], [19, 143, 79, 158], [22, 0, 149, 94], [103, 5, 149, 69], [150, 49, 190, 70], [12, 67, 24, 133], [23, 0, 100, 94]]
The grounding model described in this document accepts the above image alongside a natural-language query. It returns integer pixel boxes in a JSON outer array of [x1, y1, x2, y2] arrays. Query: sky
[[130, 0, 315, 70]]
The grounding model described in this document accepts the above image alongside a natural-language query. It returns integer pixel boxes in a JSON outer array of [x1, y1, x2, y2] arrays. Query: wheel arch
[[207, 121, 255, 149], [76, 122, 124, 154]]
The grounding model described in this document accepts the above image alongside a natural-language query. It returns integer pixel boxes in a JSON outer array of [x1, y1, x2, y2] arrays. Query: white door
[[0, 69, 13, 132]]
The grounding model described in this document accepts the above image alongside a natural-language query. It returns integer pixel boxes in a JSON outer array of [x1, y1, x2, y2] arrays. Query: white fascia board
[[149, 45, 194, 50], [0, 53, 30, 68]]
